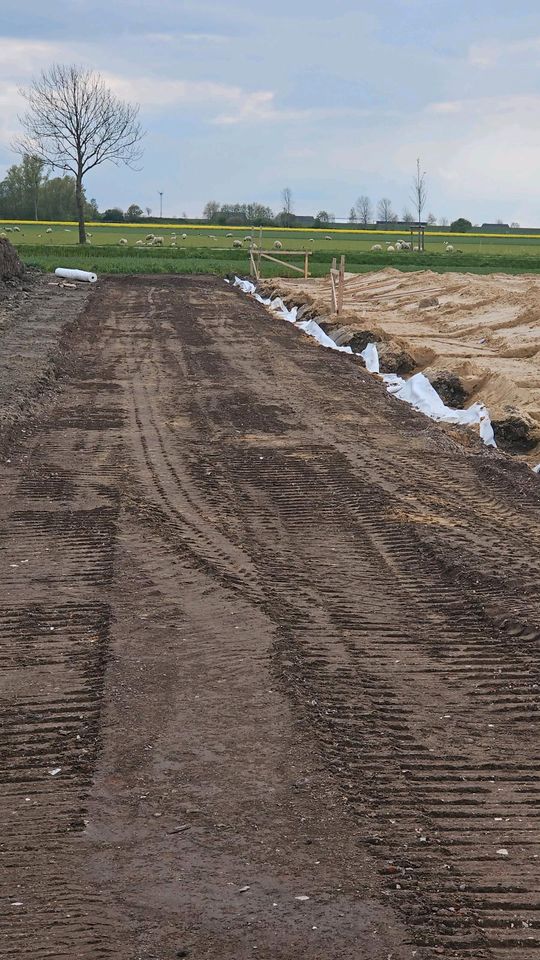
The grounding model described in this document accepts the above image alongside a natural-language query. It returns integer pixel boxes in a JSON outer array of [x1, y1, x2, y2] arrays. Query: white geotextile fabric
[[232, 276, 497, 449], [55, 267, 97, 283]]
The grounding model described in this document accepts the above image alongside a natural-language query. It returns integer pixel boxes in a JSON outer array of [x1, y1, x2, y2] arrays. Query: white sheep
[[171, 242, 177, 247], [226, 232, 233, 238], [46, 227, 52, 234], [324, 235, 332, 240], [445, 244, 454, 252], [181, 233, 187, 239], [0, 231, 6, 238], [308, 238, 314, 242], [5, 226, 13, 232], [273, 240, 282, 249], [243, 235, 252, 242], [233, 239, 242, 248], [119, 238, 128, 245], [152, 236, 164, 246], [13, 226, 21, 232], [371, 243, 382, 251], [145, 233, 155, 242], [64, 228, 71, 232], [135, 239, 145, 246], [209, 235, 216, 240], [387, 245, 395, 252]]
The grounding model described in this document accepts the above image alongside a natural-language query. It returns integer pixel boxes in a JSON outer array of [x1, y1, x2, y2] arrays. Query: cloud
[[0, 37, 66, 76], [468, 36, 540, 67]]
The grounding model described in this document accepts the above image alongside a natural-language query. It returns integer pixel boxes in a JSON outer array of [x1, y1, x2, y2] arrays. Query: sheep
[[371, 243, 382, 251], [145, 233, 155, 242], [209, 235, 216, 240], [226, 232, 233, 238], [13, 226, 21, 232], [273, 240, 283, 249], [181, 233, 187, 240], [171, 242, 177, 247], [308, 238, 314, 242], [233, 239, 242, 248], [445, 244, 454, 252], [64, 228, 71, 232], [0, 231, 6, 238], [135, 239, 145, 246], [152, 236, 164, 246], [400, 240, 411, 250], [324, 235, 332, 240], [387, 245, 395, 252], [46, 227, 53, 234], [119, 238, 128, 245], [5, 226, 13, 232], [243, 235, 252, 242]]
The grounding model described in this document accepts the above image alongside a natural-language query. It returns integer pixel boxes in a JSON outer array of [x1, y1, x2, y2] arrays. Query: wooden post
[[304, 250, 309, 279], [337, 255, 345, 315]]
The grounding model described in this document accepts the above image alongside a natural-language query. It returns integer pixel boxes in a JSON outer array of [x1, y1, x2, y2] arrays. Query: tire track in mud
[[134, 277, 539, 959], [1, 274, 539, 958], [0, 295, 122, 957]]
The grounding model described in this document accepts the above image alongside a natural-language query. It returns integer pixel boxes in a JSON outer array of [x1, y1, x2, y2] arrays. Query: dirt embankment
[[260, 268, 540, 461]]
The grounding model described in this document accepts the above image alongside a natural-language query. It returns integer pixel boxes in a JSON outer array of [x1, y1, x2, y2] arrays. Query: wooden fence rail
[[250, 247, 311, 281]]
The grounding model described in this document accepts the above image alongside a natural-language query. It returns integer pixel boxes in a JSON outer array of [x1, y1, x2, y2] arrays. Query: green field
[[4, 219, 540, 276]]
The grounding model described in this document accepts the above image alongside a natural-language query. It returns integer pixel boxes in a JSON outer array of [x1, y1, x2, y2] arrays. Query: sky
[[2, 0, 540, 223]]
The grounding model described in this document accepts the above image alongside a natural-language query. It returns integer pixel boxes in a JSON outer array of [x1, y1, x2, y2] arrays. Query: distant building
[[481, 222, 510, 231]]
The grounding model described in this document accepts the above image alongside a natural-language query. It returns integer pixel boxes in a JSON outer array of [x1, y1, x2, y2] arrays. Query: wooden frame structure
[[330, 255, 345, 315], [250, 246, 311, 281]]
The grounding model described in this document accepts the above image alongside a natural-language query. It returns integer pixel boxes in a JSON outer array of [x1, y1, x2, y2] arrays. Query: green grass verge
[[19, 242, 540, 278]]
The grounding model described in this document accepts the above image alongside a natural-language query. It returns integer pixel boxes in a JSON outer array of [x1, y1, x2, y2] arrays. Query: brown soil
[[1, 275, 540, 960], [261, 269, 540, 462], [0, 236, 24, 280]]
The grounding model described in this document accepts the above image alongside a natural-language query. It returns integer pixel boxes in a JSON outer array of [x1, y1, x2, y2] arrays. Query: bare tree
[[410, 158, 427, 249], [355, 195, 372, 225], [15, 64, 143, 244], [145, 206, 152, 218], [440, 216, 449, 227], [281, 187, 293, 226], [348, 207, 357, 223], [377, 197, 394, 223], [402, 208, 414, 224], [427, 212, 437, 225], [203, 200, 220, 222]]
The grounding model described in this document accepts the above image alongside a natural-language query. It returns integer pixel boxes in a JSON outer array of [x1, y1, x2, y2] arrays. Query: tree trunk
[[75, 175, 86, 244]]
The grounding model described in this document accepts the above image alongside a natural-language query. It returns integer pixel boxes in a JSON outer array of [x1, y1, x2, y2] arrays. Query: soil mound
[[0, 238, 24, 281]]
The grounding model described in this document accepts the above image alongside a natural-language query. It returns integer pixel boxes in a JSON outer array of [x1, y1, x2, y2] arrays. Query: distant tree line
[[0, 155, 99, 221]]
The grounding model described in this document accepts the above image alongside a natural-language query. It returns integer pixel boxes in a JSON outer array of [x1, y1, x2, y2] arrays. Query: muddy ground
[[1, 274, 539, 960]]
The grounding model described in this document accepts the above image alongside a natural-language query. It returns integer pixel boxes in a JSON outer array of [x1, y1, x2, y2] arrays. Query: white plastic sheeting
[[231, 276, 497, 449], [55, 267, 97, 283]]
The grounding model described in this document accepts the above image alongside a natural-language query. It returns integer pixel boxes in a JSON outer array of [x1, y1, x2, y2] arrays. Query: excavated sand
[[260, 268, 540, 462]]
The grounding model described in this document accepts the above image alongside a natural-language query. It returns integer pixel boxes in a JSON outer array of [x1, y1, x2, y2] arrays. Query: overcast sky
[[1, 0, 540, 223]]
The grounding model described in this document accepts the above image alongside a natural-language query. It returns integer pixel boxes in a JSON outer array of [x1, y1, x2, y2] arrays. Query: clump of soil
[[492, 411, 539, 453], [378, 343, 416, 376], [430, 371, 468, 408], [0, 238, 24, 281], [419, 296, 440, 309]]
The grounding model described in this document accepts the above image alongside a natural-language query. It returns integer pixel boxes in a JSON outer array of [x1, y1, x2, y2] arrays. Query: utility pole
[[159, 191, 163, 219]]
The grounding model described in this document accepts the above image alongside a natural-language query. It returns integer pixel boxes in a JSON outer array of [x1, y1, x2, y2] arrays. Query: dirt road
[[1, 275, 539, 960]]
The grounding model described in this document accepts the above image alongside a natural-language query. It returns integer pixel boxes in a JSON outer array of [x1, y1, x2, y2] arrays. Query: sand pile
[[259, 269, 540, 461]]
